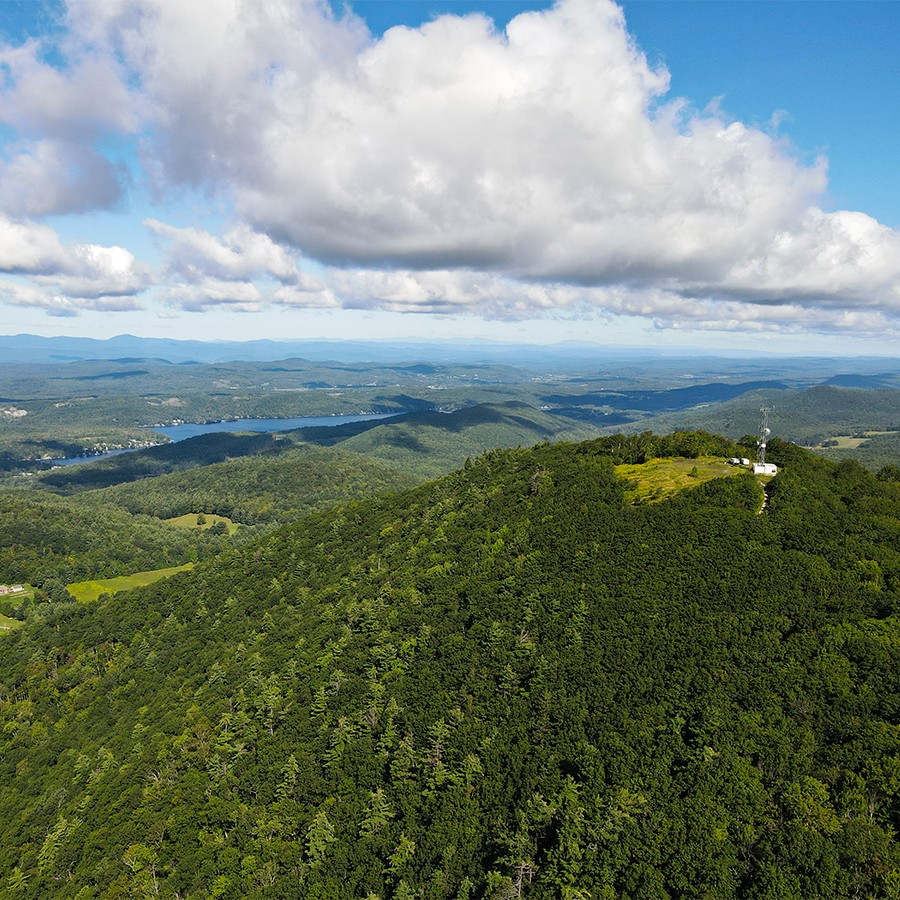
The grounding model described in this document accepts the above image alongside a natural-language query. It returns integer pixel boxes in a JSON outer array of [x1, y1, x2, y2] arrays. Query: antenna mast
[[757, 407, 772, 465]]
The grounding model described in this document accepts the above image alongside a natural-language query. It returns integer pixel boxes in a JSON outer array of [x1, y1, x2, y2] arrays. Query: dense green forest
[[815, 431, 900, 472], [74, 445, 421, 524], [0, 493, 228, 602], [2, 432, 900, 897], [317, 402, 603, 478]]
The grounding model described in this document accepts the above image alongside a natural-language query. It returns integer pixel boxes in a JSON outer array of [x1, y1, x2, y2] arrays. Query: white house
[[753, 463, 778, 476]]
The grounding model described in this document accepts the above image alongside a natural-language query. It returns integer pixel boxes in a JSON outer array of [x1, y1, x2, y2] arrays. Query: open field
[[0, 612, 24, 633], [615, 456, 751, 504], [816, 436, 869, 450], [67, 564, 194, 603], [812, 430, 900, 451], [165, 513, 241, 534], [813, 430, 900, 471]]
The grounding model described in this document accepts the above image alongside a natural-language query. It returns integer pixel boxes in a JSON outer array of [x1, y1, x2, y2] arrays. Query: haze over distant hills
[[1, 333, 670, 366], [0, 333, 897, 477], [3, 333, 899, 369]]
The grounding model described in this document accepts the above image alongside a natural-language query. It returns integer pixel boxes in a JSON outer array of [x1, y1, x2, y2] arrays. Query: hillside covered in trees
[[30, 402, 599, 496], [312, 402, 603, 478], [0, 493, 228, 601], [1, 433, 900, 898], [70, 445, 420, 525]]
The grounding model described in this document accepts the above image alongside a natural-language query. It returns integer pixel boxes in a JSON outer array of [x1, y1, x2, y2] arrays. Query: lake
[[51, 413, 398, 467], [153, 413, 396, 442]]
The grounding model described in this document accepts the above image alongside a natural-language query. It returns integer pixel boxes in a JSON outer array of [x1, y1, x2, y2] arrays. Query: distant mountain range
[[2, 332, 898, 371], [0, 333, 681, 366]]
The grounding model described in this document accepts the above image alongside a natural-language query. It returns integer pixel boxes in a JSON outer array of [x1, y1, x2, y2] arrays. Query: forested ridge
[[0, 493, 227, 600], [328, 401, 602, 478], [35, 432, 287, 492], [70, 445, 421, 525], [2, 433, 900, 898]]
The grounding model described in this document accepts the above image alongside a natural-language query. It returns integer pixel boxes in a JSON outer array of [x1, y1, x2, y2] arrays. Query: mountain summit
[[2, 434, 899, 898]]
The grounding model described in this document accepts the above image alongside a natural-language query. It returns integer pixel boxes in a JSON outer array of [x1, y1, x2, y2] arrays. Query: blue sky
[[621, 2, 900, 229], [1, 0, 899, 354]]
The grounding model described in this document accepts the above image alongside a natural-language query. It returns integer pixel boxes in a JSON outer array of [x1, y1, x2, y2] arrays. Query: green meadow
[[165, 513, 241, 534], [615, 455, 750, 504], [66, 564, 194, 603], [0, 612, 24, 633]]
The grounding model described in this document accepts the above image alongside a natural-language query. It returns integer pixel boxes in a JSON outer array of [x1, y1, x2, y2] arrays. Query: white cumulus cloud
[[146, 219, 340, 311], [0, 282, 143, 317], [0, 139, 126, 216], [0, 40, 136, 139], [3, 0, 899, 334], [0, 213, 151, 313], [0, 36, 136, 214], [157, 278, 263, 313], [32, 242, 151, 298], [330, 268, 585, 318], [0, 214, 71, 274], [146, 220, 304, 284]]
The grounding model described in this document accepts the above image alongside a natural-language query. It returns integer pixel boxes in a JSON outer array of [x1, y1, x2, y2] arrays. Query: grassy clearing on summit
[[615, 455, 748, 504]]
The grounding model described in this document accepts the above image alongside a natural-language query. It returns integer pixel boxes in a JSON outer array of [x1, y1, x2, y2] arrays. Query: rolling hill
[[0, 492, 225, 598], [630, 385, 900, 446], [76, 444, 421, 524], [301, 400, 605, 477], [2, 434, 899, 897]]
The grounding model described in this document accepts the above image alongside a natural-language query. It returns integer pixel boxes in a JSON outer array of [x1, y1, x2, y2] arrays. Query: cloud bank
[[1, 0, 899, 335], [146, 220, 338, 312], [0, 213, 150, 313]]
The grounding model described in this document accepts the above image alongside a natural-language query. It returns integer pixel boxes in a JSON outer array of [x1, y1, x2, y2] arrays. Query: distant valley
[[1, 336, 898, 476]]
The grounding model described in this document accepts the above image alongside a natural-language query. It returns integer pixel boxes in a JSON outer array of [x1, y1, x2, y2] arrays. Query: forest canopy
[[1, 433, 899, 898]]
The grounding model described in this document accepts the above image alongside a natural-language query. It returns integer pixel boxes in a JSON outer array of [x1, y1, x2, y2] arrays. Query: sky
[[1, 0, 899, 355]]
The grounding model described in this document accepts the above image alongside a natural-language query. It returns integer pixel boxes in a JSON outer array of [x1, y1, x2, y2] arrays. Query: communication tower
[[757, 407, 771, 465]]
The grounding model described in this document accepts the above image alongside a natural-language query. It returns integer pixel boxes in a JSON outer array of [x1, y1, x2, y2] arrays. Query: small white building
[[753, 463, 778, 476], [740, 457, 750, 466]]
